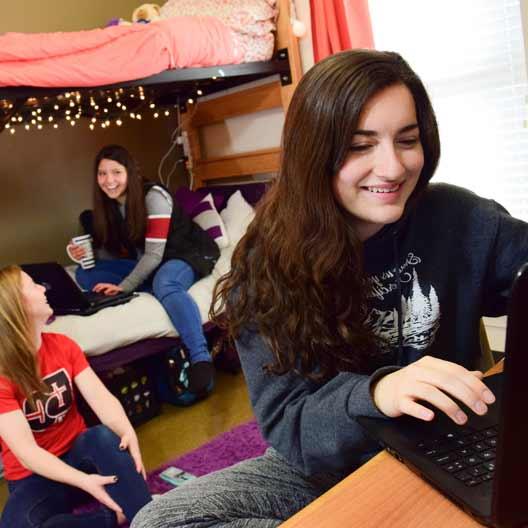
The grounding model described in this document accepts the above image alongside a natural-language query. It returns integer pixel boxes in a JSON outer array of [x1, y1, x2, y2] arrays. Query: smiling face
[[20, 271, 53, 323], [333, 83, 425, 241], [97, 158, 128, 203]]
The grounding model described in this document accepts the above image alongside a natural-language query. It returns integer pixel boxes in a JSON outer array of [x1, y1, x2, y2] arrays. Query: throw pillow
[[192, 193, 230, 249], [220, 190, 255, 245], [174, 187, 229, 249]]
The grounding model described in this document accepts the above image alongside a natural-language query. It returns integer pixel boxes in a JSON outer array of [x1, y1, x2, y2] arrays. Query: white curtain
[[369, 0, 528, 221]]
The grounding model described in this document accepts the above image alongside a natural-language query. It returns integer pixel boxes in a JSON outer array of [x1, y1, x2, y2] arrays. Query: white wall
[[522, 1, 528, 78], [484, 0, 528, 353]]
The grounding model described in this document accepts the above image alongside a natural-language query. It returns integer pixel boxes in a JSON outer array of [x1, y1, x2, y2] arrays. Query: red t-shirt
[[0, 333, 89, 480]]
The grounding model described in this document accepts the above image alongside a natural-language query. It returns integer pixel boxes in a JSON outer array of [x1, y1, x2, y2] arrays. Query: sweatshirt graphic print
[[365, 252, 440, 354]]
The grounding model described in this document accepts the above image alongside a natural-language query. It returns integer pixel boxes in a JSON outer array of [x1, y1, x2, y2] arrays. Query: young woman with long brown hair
[[132, 49, 528, 527], [68, 145, 219, 401], [0, 265, 151, 527]]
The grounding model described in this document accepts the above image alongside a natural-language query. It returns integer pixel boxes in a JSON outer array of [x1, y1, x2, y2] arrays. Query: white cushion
[[211, 192, 255, 281], [220, 191, 255, 244]]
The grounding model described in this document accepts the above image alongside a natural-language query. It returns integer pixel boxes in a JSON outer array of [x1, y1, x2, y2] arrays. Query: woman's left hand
[[93, 283, 123, 296], [119, 430, 146, 479]]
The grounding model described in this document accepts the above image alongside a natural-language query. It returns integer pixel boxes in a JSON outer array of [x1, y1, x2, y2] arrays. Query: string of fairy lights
[[1, 84, 205, 136]]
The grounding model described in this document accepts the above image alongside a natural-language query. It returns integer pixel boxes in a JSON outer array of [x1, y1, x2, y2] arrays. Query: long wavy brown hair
[[0, 266, 48, 408], [211, 50, 440, 381], [93, 144, 147, 256]]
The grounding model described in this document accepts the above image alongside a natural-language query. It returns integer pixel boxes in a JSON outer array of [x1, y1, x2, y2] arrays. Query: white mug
[[66, 234, 95, 270]]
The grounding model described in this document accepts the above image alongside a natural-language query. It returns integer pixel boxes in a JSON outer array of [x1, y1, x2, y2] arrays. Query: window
[[369, 0, 528, 220]]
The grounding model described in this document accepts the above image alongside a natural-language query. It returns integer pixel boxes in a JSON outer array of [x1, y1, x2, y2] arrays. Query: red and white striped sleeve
[[118, 186, 173, 292], [144, 186, 173, 245], [145, 213, 171, 243]]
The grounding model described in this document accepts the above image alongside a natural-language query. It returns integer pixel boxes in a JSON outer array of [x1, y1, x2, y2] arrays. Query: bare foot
[[116, 511, 127, 525]]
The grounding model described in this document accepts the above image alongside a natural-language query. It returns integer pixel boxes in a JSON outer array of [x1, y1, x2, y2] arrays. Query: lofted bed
[[0, 0, 302, 189], [0, 0, 304, 419]]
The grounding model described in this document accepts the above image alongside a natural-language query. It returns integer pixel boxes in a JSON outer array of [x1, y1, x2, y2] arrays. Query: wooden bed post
[[276, 0, 303, 113]]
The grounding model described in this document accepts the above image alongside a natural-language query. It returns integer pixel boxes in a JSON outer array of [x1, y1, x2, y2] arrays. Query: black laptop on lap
[[22, 262, 136, 316], [358, 262, 528, 528]]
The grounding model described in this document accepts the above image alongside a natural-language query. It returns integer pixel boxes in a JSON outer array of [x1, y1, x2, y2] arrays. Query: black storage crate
[[79, 356, 161, 428]]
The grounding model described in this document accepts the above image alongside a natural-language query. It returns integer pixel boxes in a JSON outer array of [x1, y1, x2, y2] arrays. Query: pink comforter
[[0, 17, 243, 87]]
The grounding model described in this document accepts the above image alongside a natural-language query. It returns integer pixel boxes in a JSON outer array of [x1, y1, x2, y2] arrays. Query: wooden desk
[[282, 361, 504, 528]]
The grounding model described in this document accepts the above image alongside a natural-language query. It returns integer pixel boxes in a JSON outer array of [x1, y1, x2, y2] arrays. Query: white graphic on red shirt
[[23, 369, 73, 432]]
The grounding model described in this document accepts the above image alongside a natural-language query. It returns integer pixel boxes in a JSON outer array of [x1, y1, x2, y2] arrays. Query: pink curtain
[[310, 0, 374, 62]]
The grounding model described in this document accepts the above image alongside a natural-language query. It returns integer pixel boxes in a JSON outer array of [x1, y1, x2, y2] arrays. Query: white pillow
[[212, 245, 235, 280], [211, 192, 255, 281], [193, 193, 230, 249], [220, 190, 255, 245]]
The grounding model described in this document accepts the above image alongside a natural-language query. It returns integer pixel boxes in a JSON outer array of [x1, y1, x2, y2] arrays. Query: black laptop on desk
[[22, 262, 137, 316], [358, 262, 528, 528]]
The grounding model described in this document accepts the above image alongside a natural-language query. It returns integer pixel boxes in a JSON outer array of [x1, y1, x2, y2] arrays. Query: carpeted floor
[[147, 419, 267, 493]]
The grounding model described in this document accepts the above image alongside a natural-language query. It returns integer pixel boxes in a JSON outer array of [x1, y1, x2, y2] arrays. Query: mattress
[[0, 14, 274, 88]]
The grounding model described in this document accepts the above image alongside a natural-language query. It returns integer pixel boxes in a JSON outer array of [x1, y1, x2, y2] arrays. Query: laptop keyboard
[[84, 291, 129, 305], [417, 426, 498, 487], [84, 291, 108, 303]]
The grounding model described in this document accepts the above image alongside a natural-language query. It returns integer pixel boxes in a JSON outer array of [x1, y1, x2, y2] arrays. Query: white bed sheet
[[47, 275, 219, 357]]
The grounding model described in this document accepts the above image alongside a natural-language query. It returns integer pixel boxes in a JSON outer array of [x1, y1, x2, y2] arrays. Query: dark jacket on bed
[[159, 192, 220, 278]]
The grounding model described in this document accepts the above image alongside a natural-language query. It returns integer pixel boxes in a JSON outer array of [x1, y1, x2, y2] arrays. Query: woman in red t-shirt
[[0, 265, 152, 527]]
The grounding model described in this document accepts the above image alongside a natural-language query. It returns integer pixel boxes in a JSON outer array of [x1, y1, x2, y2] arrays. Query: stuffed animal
[[106, 3, 161, 27], [132, 3, 162, 24]]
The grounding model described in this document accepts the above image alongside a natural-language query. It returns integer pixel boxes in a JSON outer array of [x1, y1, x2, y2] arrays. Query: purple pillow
[[174, 187, 229, 248], [175, 187, 224, 213]]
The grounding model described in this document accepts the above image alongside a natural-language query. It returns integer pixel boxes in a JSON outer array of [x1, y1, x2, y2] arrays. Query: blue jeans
[[76, 259, 211, 364], [76, 259, 150, 292], [0, 425, 151, 528]]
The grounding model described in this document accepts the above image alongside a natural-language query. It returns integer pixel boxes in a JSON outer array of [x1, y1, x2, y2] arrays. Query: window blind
[[369, 0, 528, 220]]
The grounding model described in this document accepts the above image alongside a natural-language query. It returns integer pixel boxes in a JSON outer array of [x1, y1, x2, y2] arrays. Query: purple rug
[[147, 418, 268, 493], [76, 419, 267, 522]]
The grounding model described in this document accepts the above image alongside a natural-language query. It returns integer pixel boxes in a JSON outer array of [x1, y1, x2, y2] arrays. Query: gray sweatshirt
[[235, 183, 528, 478]]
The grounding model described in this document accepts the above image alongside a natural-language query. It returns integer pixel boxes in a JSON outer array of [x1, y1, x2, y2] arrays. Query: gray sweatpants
[[131, 448, 342, 528]]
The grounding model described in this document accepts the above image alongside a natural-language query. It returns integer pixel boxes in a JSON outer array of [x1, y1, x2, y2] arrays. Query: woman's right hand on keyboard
[[372, 356, 496, 425], [92, 283, 123, 296]]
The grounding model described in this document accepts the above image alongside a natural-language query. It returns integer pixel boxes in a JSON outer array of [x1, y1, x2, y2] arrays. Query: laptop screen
[[21, 262, 88, 312]]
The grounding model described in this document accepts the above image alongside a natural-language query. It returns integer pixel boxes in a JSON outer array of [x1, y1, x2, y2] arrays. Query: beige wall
[[0, 0, 141, 33], [0, 115, 180, 267], [0, 1, 185, 267]]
